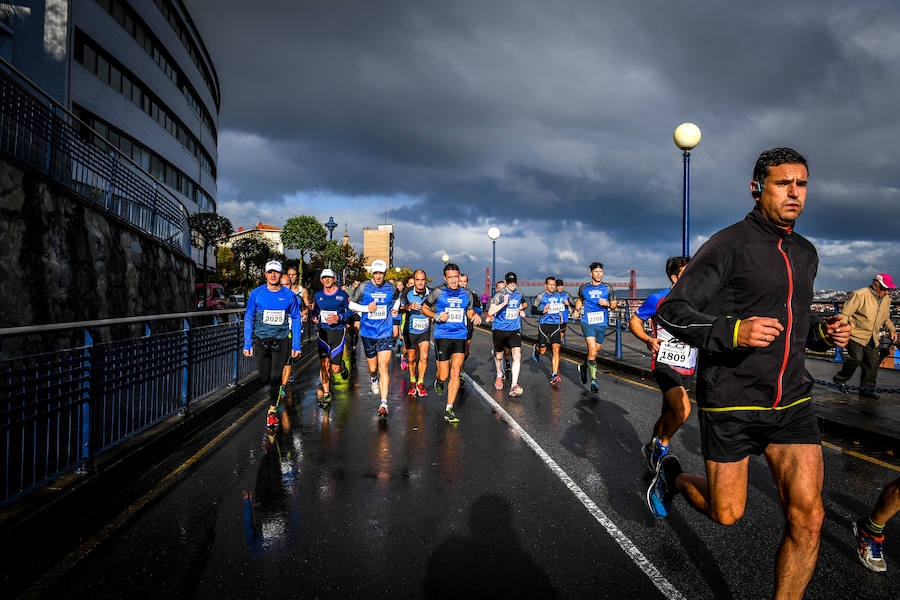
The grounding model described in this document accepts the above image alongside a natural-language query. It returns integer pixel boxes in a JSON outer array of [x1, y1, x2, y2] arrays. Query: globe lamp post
[[487, 227, 501, 287], [673, 123, 701, 257]]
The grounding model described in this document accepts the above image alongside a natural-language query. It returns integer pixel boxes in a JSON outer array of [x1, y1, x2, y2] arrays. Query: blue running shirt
[[425, 285, 471, 339], [635, 288, 697, 375], [349, 280, 397, 339], [243, 285, 303, 350], [533, 291, 568, 325], [578, 283, 616, 327], [490, 290, 524, 331], [312, 289, 350, 330], [400, 286, 431, 334]]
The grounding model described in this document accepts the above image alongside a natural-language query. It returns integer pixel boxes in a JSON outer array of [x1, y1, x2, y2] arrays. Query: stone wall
[[0, 157, 194, 353]]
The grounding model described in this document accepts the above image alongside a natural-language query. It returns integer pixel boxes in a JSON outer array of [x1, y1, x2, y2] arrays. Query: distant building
[[341, 225, 350, 248], [3, 0, 221, 268], [363, 224, 394, 271], [224, 223, 284, 254]]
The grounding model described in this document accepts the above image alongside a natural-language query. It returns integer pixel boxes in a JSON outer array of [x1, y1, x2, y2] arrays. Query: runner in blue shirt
[[399, 270, 431, 398], [311, 268, 350, 408], [488, 272, 528, 396], [574, 262, 618, 393], [556, 278, 573, 346], [530, 276, 569, 387], [421, 263, 481, 423], [348, 260, 400, 418], [243, 260, 303, 429], [627, 257, 695, 474], [458, 272, 482, 389]]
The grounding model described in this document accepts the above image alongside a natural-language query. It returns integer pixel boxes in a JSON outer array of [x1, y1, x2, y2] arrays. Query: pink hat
[[874, 273, 895, 289]]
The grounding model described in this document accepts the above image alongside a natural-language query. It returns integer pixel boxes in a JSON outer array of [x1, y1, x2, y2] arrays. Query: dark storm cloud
[[188, 0, 900, 286]]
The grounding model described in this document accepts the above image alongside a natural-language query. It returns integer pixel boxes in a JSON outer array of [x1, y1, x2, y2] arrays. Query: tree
[[189, 212, 233, 302], [231, 233, 285, 293], [306, 240, 367, 290], [281, 216, 327, 272]]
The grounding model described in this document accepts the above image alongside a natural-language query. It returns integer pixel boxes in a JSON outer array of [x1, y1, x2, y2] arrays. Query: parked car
[[196, 283, 226, 310], [226, 294, 246, 309]]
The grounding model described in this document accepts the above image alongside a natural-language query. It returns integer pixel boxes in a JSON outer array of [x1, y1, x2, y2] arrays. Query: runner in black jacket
[[648, 147, 851, 600]]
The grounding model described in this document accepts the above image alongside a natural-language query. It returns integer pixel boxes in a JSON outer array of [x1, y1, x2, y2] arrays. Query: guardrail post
[[76, 329, 94, 475], [615, 308, 623, 359], [180, 318, 191, 417], [231, 318, 240, 387]]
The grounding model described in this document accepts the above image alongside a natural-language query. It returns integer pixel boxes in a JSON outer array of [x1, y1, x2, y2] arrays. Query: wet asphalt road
[[41, 330, 900, 599]]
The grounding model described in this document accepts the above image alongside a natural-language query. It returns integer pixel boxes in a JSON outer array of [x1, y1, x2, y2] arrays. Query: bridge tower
[[484, 267, 492, 300], [629, 269, 637, 298]]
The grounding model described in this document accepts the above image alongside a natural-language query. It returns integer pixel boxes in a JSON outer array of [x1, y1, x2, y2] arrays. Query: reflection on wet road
[[43, 331, 900, 599]]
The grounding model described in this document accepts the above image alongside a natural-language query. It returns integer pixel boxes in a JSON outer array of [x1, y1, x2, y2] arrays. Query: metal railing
[[0, 310, 260, 505], [0, 57, 191, 255]]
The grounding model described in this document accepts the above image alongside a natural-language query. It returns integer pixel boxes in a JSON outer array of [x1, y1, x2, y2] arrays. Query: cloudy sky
[[187, 0, 900, 290]]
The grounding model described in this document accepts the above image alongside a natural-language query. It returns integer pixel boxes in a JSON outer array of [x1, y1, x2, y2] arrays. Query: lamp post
[[673, 123, 701, 257], [487, 226, 500, 286], [441, 254, 450, 264]]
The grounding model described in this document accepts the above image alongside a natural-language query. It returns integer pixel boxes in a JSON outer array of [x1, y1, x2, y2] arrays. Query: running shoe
[[408, 384, 417, 398], [434, 379, 444, 394], [495, 376, 504, 390], [444, 407, 459, 423], [832, 376, 850, 394], [853, 520, 887, 572], [400, 356, 408, 370], [318, 392, 332, 408], [590, 381, 599, 393], [416, 382, 428, 397], [641, 438, 668, 473], [371, 378, 379, 394], [647, 455, 682, 518], [288, 374, 295, 383], [504, 359, 511, 374], [378, 400, 389, 417], [340, 364, 350, 379], [509, 385, 524, 397], [532, 347, 540, 363], [279, 385, 287, 399], [266, 409, 279, 429], [550, 373, 561, 386], [459, 375, 467, 389], [578, 362, 588, 385]]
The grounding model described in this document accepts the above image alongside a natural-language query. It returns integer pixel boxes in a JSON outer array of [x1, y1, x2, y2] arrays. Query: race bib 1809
[[262, 310, 285, 326], [656, 328, 697, 370]]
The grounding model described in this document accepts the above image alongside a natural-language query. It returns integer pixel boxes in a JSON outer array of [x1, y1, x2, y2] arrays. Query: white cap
[[371, 259, 387, 273], [264, 260, 282, 272], [320, 268, 336, 278]]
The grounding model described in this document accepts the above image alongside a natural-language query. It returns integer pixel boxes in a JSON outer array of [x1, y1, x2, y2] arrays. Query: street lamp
[[441, 254, 450, 264], [673, 123, 701, 257], [487, 226, 500, 286]]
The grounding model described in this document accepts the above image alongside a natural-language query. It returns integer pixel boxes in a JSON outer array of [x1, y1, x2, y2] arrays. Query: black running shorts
[[435, 337, 466, 361], [538, 323, 562, 347], [653, 364, 693, 394], [698, 398, 820, 463], [492, 330, 521, 352]]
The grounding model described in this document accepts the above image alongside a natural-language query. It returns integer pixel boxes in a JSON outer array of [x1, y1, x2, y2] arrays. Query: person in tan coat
[[833, 273, 897, 398]]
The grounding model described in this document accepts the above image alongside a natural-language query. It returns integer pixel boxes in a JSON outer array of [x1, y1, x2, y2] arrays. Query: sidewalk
[[514, 317, 900, 450]]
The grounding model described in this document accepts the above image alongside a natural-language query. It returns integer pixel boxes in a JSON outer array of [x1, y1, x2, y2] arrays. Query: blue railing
[[0, 310, 258, 505], [0, 57, 191, 255]]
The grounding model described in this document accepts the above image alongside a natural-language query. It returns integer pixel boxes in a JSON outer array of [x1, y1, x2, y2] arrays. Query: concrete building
[[224, 222, 285, 254], [363, 224, 394, 270], [2, 0, 220, 268]]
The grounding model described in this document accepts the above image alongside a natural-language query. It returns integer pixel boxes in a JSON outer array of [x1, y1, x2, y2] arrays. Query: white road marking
[[465, 373, 686, 600]]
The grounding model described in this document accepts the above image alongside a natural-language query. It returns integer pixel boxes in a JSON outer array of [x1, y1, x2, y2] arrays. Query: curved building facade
[[2, 0, 220, 267]]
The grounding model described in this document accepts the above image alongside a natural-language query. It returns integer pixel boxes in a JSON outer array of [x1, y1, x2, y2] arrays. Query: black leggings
[[254, 337, 291, 406]]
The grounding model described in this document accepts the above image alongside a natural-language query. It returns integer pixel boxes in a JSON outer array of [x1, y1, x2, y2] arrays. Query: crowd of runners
[[241, 147, 900, 598]]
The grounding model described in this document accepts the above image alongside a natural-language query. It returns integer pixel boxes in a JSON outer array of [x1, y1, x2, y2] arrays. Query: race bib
[[411, 316, 429, 331], [371, 304, 387, 320], [320, 310, 337, 321], [504, 307, 519, 320], [446, 307, 465, 323], [586, 311, 605, 325], [262, 309, 285, 326], [657, 340, 698, 370], [546, 302, 563, 314]]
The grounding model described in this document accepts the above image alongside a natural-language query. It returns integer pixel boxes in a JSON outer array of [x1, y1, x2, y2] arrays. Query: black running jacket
[[657, 207, 833, 410]]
